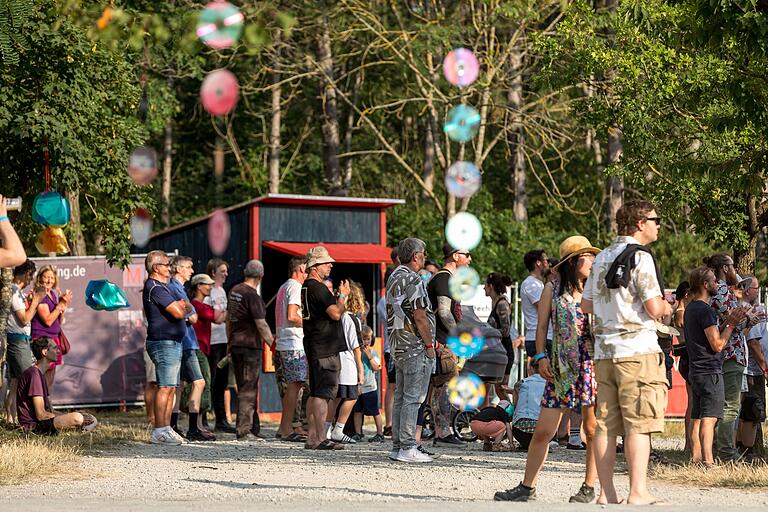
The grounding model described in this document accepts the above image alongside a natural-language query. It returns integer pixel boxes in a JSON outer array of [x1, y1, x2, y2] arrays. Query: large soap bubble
[[448, 373, 486, 411], [196, 1, 245, 49]]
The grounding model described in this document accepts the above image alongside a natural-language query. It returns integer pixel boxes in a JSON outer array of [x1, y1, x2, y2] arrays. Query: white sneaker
[[389, 449, 399, 461], [167, 428, 185, 443], [150, 430, 182, 446], [395, 446, 432, 463], [330, 432, 356, 444]]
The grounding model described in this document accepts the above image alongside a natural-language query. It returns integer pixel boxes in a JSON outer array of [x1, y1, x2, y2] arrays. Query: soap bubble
[[200, 69, 240, 116], [196, 1, 245, 49], [448, 266, 480, 302], [448, 373, 486, 411], [447, 325, 485, 359], [445, 212, 482, 251], [130, 208, 152, 248], [443, 48, 480, 88], [443, 104, 480, 142], [127, 146, 158, 186], [208, 208, 231, 255], [445, 161, 481, 198]]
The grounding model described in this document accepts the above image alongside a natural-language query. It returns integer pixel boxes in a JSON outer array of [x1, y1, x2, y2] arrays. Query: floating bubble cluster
[[448, 373, 486, 411]]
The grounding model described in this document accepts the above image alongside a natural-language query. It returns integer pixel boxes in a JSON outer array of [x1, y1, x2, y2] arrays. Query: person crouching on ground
[[17, 337, 97, 435], [471, 400, 514, 452]]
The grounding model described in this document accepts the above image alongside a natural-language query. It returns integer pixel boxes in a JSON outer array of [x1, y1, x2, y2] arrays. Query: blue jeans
[[146, 339, 182, 387], [392, 352, 434, 450]]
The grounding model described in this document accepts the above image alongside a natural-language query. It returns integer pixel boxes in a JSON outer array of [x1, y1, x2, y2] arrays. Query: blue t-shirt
[[143, 278, 187, 342], [167, 278, 199, 350]]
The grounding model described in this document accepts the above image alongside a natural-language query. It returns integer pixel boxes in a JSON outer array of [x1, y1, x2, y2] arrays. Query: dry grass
[[0, 409, 149, 486], [656, 419, 686, 439], [652, 459, 768, 488]]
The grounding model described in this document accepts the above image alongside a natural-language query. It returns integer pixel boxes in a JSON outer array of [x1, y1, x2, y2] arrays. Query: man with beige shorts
[[582, 199, 672, 505]]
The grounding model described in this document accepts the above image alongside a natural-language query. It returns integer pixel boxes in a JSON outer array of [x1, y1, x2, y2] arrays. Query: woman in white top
[[203, 258, 232, 431], [326, 283, 365, 444]]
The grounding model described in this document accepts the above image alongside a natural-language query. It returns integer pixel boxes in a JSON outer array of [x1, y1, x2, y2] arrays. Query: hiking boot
[[494, 483, 536, 502], [368, 433, 385, 443], [568, 483, 595, 503]]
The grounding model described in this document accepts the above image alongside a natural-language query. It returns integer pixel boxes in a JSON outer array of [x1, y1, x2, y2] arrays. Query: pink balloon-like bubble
[[200, 69, 239, 116], [127, 146, 158, 186], [443, 48, 480, 88], [208, 209, 231, 255], [130, 208, 153, 248]]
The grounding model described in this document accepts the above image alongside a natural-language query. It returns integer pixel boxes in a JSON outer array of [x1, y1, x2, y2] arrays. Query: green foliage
[[0, 0, 33, 65]]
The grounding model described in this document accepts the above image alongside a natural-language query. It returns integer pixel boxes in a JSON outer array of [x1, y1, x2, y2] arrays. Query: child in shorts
[[352, 326, 384, 442]]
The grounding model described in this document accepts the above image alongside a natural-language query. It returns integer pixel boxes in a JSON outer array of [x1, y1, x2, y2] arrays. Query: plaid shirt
[[710, 280, 747, 366]]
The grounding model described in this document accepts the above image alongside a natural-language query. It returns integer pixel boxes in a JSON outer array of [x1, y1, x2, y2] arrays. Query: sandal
[[281, 432, 307, 443], [315, 439, 344, 450]]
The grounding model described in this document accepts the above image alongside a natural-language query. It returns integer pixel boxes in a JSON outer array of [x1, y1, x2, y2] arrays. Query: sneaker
[[215, 422, 237, 434], [418, 445, 439, 458], [168, 428, 185, 443], [567, 442, 587, 450], [494, 483, 536, 502], [330, 432, 357, 444], [569, 483, 595, 503], [187, 429, 216, 442], [368, 433, 385, 443], [434, 435, 465, 446], [383, 426, 392, 437], [150, 429, 183, 446], [81, 413, 98, 433], [395, 446, 433, 463], [352, 433, 365, 442]]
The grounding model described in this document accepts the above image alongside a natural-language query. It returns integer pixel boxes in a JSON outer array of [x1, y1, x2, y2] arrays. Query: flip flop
[[315, 440, 344, 450]]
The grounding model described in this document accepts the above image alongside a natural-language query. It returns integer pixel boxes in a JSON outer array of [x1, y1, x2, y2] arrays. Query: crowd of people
[[2, 193, 768, 504]]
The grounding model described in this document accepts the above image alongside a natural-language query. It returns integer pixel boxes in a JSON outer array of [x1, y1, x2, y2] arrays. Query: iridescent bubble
[[130, 208, 152, 248], [196, 1, 245, 50], [447, 325, 485, 358], [443, 48, 480, 88], [445, 212, 482, 251], [200, 69, 240, 116], [445, 161, 481, 198], [447, 373, 486, 411], [443, 104, 480, 142], [127, 146, 158, 186], [208, 208, 231, 255], [448, 266, 480, 302]]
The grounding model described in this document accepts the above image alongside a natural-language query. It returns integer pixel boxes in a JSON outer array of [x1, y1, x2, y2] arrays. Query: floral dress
[[541, 281, 595, 410]]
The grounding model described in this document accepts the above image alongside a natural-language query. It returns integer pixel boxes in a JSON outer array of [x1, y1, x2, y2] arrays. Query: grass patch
[[0, 409, 149, 486], [652, 458, 768, 488]]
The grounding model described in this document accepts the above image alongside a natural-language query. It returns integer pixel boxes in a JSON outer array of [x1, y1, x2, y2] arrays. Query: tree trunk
[[66, 188, 87, 255], [422, 115, 435, 198], [342, 70, 363, 191], [0, 268, 12, 370], [735, 194, 759, 273], [161, 118, 172, 227], [317, 15, 344, 196], [268, 38, 281, 194], [605, 125, 623, 233], [508, 48, 527, 222]]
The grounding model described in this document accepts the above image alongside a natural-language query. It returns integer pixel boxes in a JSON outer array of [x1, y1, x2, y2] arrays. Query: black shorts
[[308, 354, 341, 400], [740, 374, 766, 422], [32, 418, 58, 436], [384, 352, 396, 384], [337, 384, 359, 400], [690, 372, 725, 419], [353, 390, 380, 416]]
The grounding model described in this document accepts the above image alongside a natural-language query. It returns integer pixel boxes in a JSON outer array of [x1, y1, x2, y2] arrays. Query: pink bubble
[[208, 209, 230, 255], [200, 69, 239, 116], [443, 48, 480, 88], [130, 208, 153, 248], [127, 146, 158, 186]]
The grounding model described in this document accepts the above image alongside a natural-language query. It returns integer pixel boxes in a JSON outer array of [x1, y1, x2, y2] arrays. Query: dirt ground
[[3, 424, 768, 511]]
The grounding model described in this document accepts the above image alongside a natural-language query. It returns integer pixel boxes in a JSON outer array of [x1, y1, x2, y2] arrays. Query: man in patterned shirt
[[704, 253, 761, 461], [386, 237, 437, 463], [583, 200, 672, 505]]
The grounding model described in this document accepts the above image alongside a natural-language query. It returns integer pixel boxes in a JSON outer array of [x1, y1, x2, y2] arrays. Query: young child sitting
[[352, 326, 384, 442], [470, 399, 515, 452], [17, 337, 98, 435]]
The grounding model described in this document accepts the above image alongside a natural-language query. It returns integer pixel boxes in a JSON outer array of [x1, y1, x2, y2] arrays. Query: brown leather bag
[[58, 330, 71, 355], [431, 345, 458, 386]]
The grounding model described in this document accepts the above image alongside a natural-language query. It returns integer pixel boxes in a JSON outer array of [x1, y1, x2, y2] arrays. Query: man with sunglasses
[[143, 250, 194, 445], [426, 243, 472, 446], [582, 200, 672, 505]]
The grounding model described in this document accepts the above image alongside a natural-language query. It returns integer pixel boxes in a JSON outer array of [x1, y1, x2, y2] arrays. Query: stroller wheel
[[421, 405, 436, 440], [452, 409, 478, 442]]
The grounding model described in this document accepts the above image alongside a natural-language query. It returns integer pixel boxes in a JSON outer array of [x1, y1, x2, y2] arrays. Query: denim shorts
[[146, 339, 183, 387], [180, 348, 204, 383]]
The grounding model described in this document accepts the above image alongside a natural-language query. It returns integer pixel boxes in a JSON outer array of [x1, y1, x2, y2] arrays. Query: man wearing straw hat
[[301, 246, 350, 450], [582, 200, 672, 505]]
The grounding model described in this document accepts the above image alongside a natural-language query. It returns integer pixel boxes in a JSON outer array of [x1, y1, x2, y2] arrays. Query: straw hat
[[552, 235, 601, 271], [306, 246, 335, 268]]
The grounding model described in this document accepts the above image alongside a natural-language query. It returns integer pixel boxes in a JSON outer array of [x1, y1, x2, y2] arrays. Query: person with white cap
[[495, 235, 601, 503], [301, 246, 350, 450]]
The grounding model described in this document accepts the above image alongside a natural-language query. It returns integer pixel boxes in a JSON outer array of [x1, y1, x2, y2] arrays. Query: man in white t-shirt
[[274, 256, 309, 441], [582, 200, 672, 505], [204, 258, 234, 433], [520, 249, 552, 358], [5, 260, 45, 423]]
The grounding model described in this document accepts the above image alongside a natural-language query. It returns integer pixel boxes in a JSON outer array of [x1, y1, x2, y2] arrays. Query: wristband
[[533, 353, 548, 362], [0, 216, 8, 222], [425, 343, 434, 349]]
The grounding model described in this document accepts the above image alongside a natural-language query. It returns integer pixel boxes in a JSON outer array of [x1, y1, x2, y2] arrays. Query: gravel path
[[3, 426, 768, 511]]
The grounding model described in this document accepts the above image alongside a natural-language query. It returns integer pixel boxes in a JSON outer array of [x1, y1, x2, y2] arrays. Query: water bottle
[[216, 354, 230, 369]]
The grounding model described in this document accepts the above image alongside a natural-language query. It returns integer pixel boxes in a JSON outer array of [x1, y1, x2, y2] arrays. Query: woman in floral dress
[[494, 236, 601, 503]]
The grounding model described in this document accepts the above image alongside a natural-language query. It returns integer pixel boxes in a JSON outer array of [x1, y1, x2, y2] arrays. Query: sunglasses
[[456, 252, 471, 258], [644, 217, 661, 226]]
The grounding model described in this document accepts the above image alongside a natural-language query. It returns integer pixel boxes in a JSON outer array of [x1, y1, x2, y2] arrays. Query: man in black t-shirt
[[426, 243, 472, 445], [301, 246, 350, 450], [684, 266, 747, 465]]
